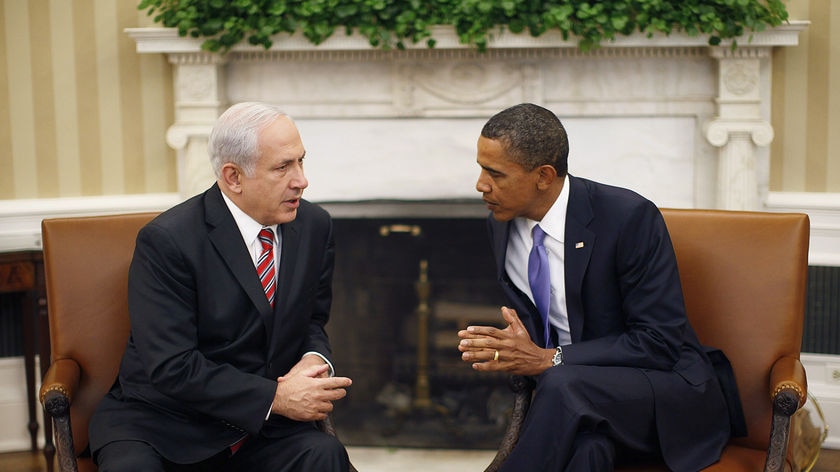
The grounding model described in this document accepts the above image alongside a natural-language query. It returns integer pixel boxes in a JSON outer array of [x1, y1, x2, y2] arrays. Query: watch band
[[552, 345, 564, 366]]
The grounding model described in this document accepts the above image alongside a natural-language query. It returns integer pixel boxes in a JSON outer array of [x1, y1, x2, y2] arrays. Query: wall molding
[[0, 194, 180, 252], [0, 191, 838, 264], [765, 192, 840, 267]]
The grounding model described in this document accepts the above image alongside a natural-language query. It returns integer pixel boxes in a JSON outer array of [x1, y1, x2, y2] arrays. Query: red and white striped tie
[[257, 227, 276, 307]]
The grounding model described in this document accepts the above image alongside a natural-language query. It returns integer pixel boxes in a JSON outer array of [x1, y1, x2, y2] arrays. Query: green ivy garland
[[138, 0, 789, 53]]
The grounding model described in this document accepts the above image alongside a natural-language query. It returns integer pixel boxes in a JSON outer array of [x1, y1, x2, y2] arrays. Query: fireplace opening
[[325, 210, 514, 449]]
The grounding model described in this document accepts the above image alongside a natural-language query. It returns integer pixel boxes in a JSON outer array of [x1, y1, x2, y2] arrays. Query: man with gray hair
[[89, 102, 352, 471]]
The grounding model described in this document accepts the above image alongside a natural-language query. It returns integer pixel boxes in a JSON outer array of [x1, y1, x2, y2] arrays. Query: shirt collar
[[525, 174, 570, 244], [220, 190, 272, 246]]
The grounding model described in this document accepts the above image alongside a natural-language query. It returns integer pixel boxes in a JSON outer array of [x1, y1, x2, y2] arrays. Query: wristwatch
[[551, 346, 564, 366]]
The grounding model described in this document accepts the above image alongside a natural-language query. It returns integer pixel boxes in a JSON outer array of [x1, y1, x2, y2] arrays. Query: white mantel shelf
[[126, 23, 807, 53]]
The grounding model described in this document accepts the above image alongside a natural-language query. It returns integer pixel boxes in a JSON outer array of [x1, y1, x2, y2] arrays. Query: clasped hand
[[272, 355, 352, 422], [458, 306, 553, 376]]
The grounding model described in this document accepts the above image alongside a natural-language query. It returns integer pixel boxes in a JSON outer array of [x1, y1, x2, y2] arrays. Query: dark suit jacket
[[89, 184, 336, 463], [489, 175, 731, 472]]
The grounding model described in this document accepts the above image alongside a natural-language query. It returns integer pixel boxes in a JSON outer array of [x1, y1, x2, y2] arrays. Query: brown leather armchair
[[38, 213, 353, 472], [486, 209, 811, 472]]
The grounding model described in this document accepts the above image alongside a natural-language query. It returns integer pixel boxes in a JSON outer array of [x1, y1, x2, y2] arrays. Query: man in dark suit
[[89, 102, 353, 471], [458, 103, 734, 470]]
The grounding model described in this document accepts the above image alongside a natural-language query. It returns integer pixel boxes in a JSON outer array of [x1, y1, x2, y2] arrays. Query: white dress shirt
[[504, 175, 572, 346]]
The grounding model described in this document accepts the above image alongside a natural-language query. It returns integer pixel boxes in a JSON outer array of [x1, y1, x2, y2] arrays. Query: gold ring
[[493, 350, 499, 361]]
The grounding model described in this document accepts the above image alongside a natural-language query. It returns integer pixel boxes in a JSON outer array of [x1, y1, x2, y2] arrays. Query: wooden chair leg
[[764, 387, 801, 472], [42, 390, 78, 472], [485, 375, 534, 472]]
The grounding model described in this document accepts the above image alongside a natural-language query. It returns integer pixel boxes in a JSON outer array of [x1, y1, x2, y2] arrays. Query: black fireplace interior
[[326, 212, 513, 449]]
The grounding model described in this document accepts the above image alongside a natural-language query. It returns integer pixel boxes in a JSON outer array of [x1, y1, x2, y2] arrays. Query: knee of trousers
[[94, 441, 164, 471], [305, 433, 348, 461], [535, 365, 592, 401]]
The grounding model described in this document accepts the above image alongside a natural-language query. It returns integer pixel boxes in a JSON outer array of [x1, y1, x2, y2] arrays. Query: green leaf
[[611, 16, 628, 31], [137, 0, 790, 53]]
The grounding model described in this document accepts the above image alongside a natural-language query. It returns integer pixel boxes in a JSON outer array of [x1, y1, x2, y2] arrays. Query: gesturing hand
[[457, 306, 553, 376], [272, 364, 352, 422]]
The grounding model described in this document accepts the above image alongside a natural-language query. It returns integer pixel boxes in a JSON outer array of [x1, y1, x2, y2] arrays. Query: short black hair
[[480, 103, 569, 176]]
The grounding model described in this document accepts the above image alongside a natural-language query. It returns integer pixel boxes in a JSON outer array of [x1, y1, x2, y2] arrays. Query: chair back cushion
[[660, 209, 809, 451], [41, 212, 158, 454]]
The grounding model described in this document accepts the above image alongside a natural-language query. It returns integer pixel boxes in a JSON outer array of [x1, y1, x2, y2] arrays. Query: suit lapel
[[268, 215, 302, 347], [564, 176, 595, 343], [489, 217, 542, 343], [204, 185, 274, 326], [490, 218, 510, 284]]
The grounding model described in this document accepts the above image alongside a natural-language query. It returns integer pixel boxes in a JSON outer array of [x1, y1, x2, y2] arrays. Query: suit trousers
[[500, 365, 660, 472], [95, 424, 349, 472]]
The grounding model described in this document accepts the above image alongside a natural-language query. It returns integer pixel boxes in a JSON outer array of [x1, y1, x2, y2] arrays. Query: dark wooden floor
[[0, 448, 839, 471]]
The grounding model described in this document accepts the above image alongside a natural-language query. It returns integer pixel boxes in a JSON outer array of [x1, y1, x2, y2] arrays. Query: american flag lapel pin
[[575, 242, 584, 249]]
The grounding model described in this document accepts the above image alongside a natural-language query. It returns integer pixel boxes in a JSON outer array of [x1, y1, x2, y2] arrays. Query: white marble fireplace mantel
[[127, 23, 807, 210]]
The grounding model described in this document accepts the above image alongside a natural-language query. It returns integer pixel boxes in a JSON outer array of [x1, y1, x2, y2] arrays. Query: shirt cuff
[[265, 352, 335, 421], [302, 351, 335, 377]]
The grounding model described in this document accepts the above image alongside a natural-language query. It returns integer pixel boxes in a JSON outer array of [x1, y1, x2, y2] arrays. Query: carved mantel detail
[[704, 46, 774, 210], [128, 25, 807, 208]]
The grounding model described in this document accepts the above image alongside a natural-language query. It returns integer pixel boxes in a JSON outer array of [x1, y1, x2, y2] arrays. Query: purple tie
[[528, 225, 552, 347]]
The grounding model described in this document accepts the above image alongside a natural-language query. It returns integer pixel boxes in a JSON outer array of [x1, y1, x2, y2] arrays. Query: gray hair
[[208, 102, 287, 178]]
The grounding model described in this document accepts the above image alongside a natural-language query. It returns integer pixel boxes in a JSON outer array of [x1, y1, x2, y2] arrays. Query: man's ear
[[536, 164, 558, 190], [220, 163, 243, 194]]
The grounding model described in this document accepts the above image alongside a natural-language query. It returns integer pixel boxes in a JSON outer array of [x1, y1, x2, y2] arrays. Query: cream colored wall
[[771, 0, 840, 192], [0, 0, 835, 199], [0, 0, 173, 200]]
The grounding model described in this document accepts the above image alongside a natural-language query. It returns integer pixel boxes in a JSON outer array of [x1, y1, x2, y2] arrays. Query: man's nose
[[476, 174, 490, 193], [292, 167, 308, 189]]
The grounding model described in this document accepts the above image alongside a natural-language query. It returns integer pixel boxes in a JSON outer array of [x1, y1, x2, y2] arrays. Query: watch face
[[552, 347, 563, 366]]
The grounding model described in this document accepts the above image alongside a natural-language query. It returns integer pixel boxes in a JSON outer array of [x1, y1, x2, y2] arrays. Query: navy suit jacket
[[89, 184, 336, 463], [488, 175, 731, 471]]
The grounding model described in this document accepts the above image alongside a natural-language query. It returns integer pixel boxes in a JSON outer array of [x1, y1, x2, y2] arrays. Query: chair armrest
[[769, 355, 807, 412], [39, 358, 81, 472], [39, 358, 82, 414], [764, 356, 808, 472], [485, 375, 535, 472]]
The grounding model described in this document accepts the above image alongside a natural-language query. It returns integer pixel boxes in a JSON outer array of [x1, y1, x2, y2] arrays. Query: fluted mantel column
[[704, 47, 773, 210], [166, 52, 228, 198]]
